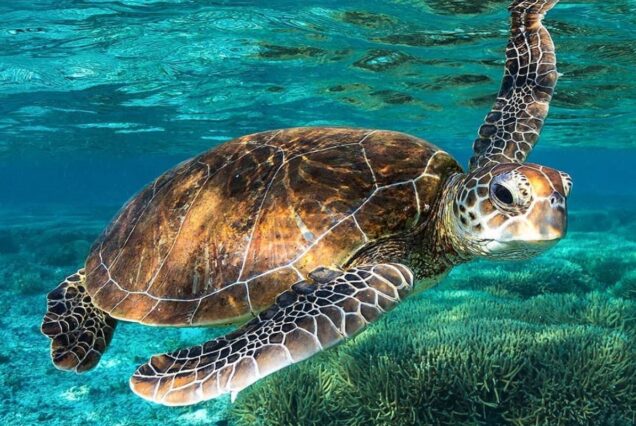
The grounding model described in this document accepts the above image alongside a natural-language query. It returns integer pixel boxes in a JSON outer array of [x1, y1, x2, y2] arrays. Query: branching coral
[[613, 271, 636, 300], [444, 257, 597, 298], [231, 291, 636, 425], [550, 231, 636, 289], [231, 209, 636, 425]]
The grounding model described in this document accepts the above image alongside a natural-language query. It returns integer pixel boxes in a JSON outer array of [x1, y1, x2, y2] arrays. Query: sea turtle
[[42, 0, 572, 406]]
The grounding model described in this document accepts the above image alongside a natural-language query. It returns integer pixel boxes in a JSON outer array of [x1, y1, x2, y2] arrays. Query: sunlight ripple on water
[[0, 0, 634, 156], [0, 1, 635, 425]]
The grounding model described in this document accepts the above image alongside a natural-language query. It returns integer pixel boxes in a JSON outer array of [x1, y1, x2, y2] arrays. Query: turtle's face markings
[[451, 163, 572, 259]]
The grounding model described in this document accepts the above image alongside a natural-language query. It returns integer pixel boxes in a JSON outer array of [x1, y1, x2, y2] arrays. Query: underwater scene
[[0, 0, 634, 425]]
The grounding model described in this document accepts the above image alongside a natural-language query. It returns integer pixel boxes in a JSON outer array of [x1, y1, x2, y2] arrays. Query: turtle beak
[[538, 192, 567, 241], [489, 194, 567, 259], [513, 194, 567, 246]]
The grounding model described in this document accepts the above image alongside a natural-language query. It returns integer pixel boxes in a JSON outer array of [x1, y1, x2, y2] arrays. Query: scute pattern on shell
[[84, 127, 460, 325], [130, 263, 414, 405]]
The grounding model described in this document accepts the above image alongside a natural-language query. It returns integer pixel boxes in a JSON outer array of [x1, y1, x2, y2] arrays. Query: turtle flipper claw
[[41, 269, 117, 372]]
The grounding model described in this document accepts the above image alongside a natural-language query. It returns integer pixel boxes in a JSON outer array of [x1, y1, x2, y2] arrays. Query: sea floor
[[0, 199, 634, 425]]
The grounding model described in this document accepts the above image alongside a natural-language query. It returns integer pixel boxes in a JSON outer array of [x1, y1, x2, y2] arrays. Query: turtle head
[[445, 163, 572, 260]]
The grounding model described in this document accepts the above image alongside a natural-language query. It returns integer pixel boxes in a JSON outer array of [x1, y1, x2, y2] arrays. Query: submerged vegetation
[[231, 207, 636, 425], [0, 0, 634, 424], [1, 207, 634, 425], [232, 293, 635, 425]]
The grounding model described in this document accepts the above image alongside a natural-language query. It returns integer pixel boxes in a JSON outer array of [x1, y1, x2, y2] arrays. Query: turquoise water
[[0, 1, 634, 425]]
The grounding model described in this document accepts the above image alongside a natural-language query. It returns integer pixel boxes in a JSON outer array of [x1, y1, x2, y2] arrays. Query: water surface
[[0, 1, 634, 425]]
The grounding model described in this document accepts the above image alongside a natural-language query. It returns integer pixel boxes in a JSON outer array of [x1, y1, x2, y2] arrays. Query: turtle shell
[[84, 128, 461, 325]]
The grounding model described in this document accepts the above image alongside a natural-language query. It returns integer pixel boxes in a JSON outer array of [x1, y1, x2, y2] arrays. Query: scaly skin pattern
[[441, 162, 571, 260], [470, 0, 559, 169], [82, 127, 460, 326], [41, 269, 117, 372], [130, 264, 413, 406], [42, 0, 572, 407]]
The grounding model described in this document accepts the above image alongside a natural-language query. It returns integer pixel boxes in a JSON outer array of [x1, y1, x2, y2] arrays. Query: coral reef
[[232, 291, 635, 426], [443, 257, 597, 298], [613, 271, 636, 300], [1, 205, 634, 425], [231, 206, 636, 425]]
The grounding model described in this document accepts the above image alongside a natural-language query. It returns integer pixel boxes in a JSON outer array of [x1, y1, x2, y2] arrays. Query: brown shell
[[84, 127, 460, 325]]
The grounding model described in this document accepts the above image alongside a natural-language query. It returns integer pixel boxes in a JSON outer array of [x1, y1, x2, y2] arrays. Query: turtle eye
[[490, 170, 532, 212], [492, 183, 513, 205]]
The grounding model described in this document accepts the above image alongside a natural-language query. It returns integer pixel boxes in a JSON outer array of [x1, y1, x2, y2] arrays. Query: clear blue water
[[0, 1, 634, 425]]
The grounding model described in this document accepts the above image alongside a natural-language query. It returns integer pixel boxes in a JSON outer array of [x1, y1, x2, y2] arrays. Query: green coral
[[443, 257, 598, 298], [613, 271, 636, 300], [232, 291, 635, 426], [231, 207, 636, 425], [549, 231, 636, 288], [441, 214, 636, 299]]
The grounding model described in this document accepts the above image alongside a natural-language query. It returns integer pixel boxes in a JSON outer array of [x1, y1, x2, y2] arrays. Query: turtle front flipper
[[129, 263, 414, 406], [41, 269, 117, 372], [469, 0, 559, 170]]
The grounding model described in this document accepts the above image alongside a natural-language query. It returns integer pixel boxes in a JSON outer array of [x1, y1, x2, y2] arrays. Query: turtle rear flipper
[[130, 263, 413, 406], [41, 269, 117, 372]]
